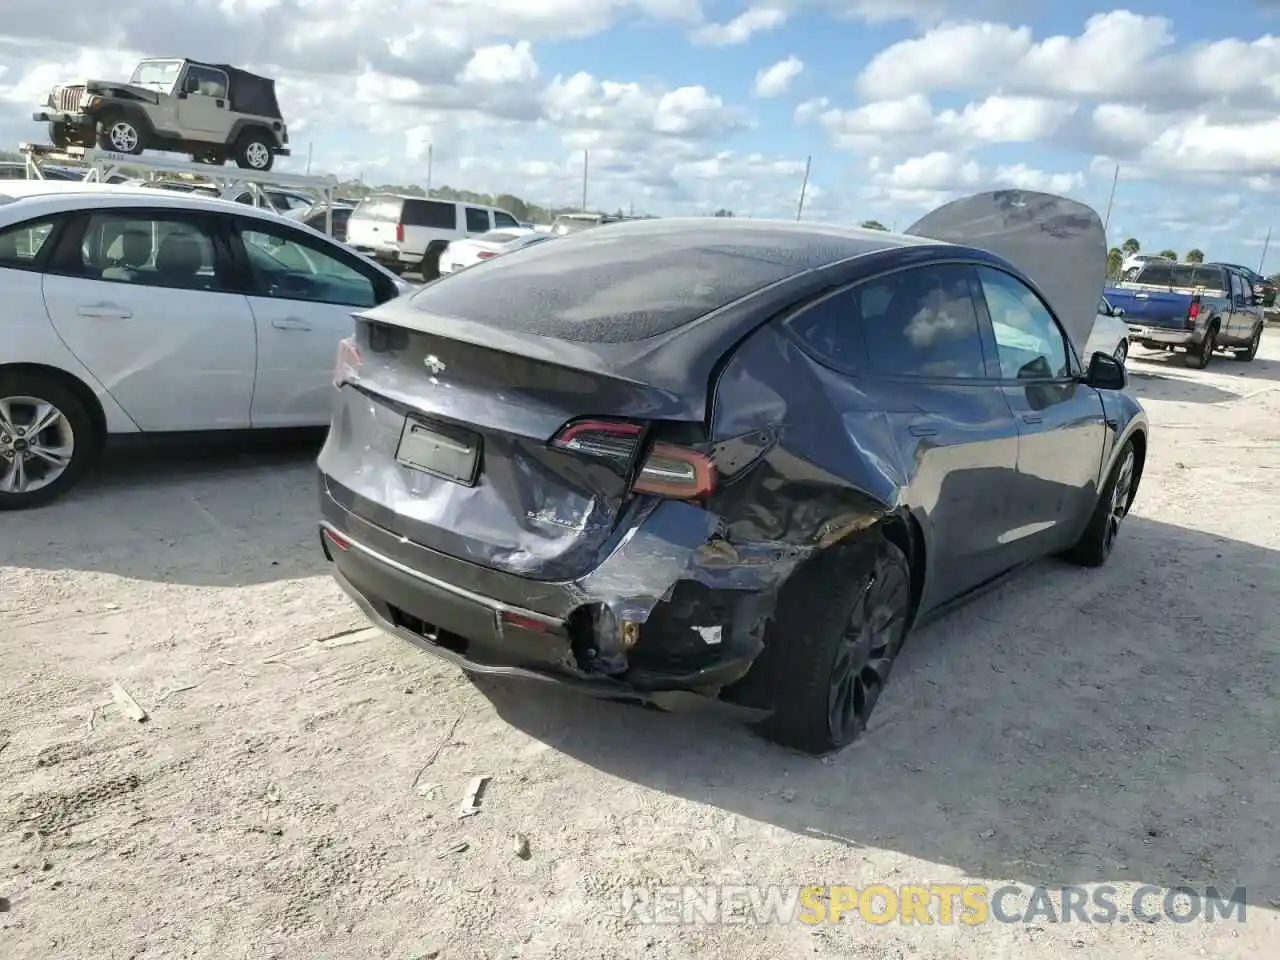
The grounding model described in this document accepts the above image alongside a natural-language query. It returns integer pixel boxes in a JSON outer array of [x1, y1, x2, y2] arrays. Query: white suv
[[345, 195, 522, 279], [0, 179, 411, 510]]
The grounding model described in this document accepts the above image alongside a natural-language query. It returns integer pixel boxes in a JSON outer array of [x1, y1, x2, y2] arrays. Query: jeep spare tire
[[234, 132, 274, 171], [98, 113, 144, 154]]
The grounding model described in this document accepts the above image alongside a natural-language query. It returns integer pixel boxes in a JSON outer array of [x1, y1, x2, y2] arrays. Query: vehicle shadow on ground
[[479, 514, 1280, 909], [1124, 366, 1244, 405], [1129, 347, 1280, 392], [0, 430, 327, 587]]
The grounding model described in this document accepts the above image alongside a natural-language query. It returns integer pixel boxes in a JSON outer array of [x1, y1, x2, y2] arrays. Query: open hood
[[906, 190, 1106, 357]]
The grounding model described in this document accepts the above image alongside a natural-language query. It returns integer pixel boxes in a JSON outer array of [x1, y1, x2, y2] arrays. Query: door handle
[[272, 317, 312, 331], [908, 424, 938, 437], [76, 303, 131, 319], [1022, 414, 1043, 424]]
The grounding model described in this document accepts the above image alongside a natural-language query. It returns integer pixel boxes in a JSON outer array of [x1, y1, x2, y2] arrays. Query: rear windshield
[[353, 196, 403, 222], [408, 237, 795, 342], [1134, 263, 1226, 289]]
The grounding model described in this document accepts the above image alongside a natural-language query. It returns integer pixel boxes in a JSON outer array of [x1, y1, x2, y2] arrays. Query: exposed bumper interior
[[318, 475, 807, 714]]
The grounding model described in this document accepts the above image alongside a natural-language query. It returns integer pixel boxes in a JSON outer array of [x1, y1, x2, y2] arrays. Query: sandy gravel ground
[[2, 339, 1278, 960]]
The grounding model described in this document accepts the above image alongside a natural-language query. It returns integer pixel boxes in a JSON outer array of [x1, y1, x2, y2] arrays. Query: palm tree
[[860, 220, 888, 231], [1122, 238, 1141, 255], [1185, 248, 1205, 263], [1106, 247, 1124, 279], [1158, 249, 1177, 260]]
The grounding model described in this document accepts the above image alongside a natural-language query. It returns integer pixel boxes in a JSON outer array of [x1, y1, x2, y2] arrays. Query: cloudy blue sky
[[2, 1, 1278, 265]]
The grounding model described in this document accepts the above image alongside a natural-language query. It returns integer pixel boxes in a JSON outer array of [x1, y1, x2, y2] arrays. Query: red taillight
[[333, 336, 362, 387], [322, 527, 350, 551], [550, 418, 717, 500], [476, 250, 497, 260], [1188, 301, 1200, 318], [396, 222, 405, 243], [552, 419, 643, 460], [632, 443, 717, 499]]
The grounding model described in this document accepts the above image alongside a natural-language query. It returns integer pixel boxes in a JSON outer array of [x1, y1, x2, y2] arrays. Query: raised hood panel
[[907, 190, 1107, 356]]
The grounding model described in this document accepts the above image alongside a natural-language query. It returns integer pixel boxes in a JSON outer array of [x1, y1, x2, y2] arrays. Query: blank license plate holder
[[395, 417, 480, 486]]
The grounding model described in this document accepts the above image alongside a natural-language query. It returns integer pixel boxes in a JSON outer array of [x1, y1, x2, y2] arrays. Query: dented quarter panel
[[705, 302, 1024, 621]]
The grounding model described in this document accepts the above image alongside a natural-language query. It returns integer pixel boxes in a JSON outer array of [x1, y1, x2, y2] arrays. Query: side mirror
[[1112, 306, 1125, 319], [1086, 350, 1127, 391]]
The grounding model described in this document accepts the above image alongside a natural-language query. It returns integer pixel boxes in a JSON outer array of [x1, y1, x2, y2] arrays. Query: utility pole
[[581, 150, 589, 212], [305, 142, 313, 175], [795, 154, 811, 221], [1259, 224, 1272, 275], [1102, 163, 1120, 234], [426, 144, 433, 196]]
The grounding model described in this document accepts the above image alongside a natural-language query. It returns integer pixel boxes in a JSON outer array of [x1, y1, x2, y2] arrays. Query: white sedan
[[438, 228, 552, 274], [0, 179, 411, 510], [1085, 296, 1131, 365]]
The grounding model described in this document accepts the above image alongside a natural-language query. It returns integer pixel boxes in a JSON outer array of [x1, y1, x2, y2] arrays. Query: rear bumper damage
[[318, 477, 812, 716]]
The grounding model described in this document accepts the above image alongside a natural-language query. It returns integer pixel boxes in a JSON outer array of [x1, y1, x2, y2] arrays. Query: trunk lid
[[906, 190, 1107, 357], [319, 317, 700, 581]]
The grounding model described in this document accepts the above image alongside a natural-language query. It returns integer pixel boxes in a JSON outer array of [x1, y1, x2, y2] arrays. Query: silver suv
[[33, 58, 291, 171]]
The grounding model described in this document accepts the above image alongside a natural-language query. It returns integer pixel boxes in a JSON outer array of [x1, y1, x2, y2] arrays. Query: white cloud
[[754, 56, 804, 98], [864, 150, 1085, 209], [857, 10, 1280, 109], [691, 5, 787, 46]]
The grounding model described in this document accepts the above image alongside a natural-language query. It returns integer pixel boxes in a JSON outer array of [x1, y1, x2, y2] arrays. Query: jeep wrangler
[[33, 58, 291, 171]]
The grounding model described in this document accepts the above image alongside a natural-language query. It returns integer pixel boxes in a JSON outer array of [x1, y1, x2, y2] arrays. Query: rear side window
[[353, 196, 403, 222], [403, 199, 457, 230], [465, 207, 491, 233], [858, 264, 987, 378], [408, 237, 796, 343], [789, 290, 863, 370], [0, 217, 59, 268], [494, 211, 519, 229]]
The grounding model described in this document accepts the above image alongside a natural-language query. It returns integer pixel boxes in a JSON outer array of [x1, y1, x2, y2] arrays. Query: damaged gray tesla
[[316, 190, 1149, 755]]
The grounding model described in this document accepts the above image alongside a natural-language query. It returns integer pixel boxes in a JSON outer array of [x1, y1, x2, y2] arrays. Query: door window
[[238, 223, 379, 307], [465, 207, 491, 233], [493, 211, 520, 229], [184, 65, 228, 98], [66, 212, 224, 291], [976, 266, 1070, 380], [859, 264, 987, 378], [0, 217, 58, 269]]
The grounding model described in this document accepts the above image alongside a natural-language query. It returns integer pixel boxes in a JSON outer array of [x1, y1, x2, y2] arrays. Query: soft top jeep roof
[[142, 58, 283, 120]]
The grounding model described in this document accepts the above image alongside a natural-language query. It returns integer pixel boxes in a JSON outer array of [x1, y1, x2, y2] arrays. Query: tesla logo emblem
[[424, 355, 446, 375]]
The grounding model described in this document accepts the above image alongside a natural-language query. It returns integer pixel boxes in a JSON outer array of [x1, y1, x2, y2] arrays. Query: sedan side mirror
[[1112, 306, 1125, 319], [1086, 350, 1127, 391]]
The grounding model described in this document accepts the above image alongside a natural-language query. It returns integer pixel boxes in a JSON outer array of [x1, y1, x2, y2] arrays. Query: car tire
[[1184, 324, 1217, 368], [97, 113, 145, 155], [419, 243, 448, 281], [48, 121, 70, 149], [1233, 325, 1262, 361], [1063, 439, 1138, 569], [234, 133, 274, 171], [0, 371, 97, 511], [752, 536, 913, 755]]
